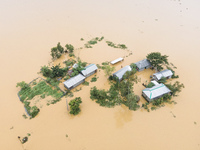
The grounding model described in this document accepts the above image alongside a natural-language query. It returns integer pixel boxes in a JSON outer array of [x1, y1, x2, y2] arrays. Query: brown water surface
[[0, 0, 200, 149]]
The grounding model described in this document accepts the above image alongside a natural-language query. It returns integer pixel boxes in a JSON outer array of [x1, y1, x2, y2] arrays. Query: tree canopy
[[146, 52, 169, 71], [69, 97, 82, 115], [51, 42, 64, 59]]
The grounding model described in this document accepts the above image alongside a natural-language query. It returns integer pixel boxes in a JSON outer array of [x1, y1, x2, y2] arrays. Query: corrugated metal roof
[[153, 69, 173, 80], [113, 65, 132, 80], [143, 83, 171, 100], [110, 57, 124, 65], [151, 80, 159, 85], [81, 64, 98, 77], [63, 74, 85, 88], [134, 59, 151, 69]]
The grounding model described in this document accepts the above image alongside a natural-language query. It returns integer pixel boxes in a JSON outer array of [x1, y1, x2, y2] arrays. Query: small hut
[[63, 74, 85, 90], [113, 65, 132, 81], [134, 59, 151, 71], [142, 83, 171, 102], [81, 64, 98, 78], [110, 57, 124, 65], [153, 69, 173, 81]]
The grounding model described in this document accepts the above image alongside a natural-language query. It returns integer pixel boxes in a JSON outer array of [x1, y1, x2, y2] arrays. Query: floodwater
[[0, 0, 200, 149]]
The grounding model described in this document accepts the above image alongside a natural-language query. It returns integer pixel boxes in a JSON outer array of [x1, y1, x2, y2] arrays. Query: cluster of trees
[[69, 97, 82, 115], [146, 52, 169, 71], [50, 43, 75, 59], [90, 69, 140, 110], [40, 65, 68, 79]]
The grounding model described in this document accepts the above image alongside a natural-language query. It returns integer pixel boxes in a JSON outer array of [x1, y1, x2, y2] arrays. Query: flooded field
[[0, 0, 200, 149]]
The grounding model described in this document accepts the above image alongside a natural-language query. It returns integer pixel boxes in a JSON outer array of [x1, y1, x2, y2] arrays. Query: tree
[[41, 66, 52, 77], [146, 52, 169, 71], [16, 81, 29, 90], [103, 65, 115, 77], [69, 97, 82, 115], [65, 44, 74, 53], [124, 93, 140, 111], [50, 42, 64, 59], [166, 81, 185, 96], [51, 65, 65, 78]]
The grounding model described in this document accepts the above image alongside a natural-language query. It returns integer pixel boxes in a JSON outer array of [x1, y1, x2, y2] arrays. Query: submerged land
[[1, 0, 200, 150]]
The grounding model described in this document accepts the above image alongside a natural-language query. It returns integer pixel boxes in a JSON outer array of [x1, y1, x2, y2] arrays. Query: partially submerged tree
[[103, 65, 115, 77], [69, 97, 82, 115], [146, 52, 169, 71], [65, 44, 74, 53], [166, 81, 185, 96], [16, 81, 29, 90], [51, 42, 64, 59]]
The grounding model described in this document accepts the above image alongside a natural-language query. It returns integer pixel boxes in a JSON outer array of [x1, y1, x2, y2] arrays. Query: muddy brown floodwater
[[0, 0, 200, 149]]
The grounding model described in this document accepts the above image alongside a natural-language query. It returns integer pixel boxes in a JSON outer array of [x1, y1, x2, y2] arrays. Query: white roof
[[153, 69, 173, 80], [63, 74, 85, 88], [110, 57, 124, 65], [134, 59, 151, 69], [151, 80, 159, 85], [113, 65, 132, 80], [143, 83, 171, 100], [81, 64, 98, 76]]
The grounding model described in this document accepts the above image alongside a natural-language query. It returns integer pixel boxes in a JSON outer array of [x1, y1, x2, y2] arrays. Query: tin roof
[[81, 64, 98, 77], [153, 69, 173, 80], [110, 57, 124, 65], [63, 74, 85, 88], [134, 59, 151, 69], [143, 83, 171, 100], [113, 65, 132, 81]]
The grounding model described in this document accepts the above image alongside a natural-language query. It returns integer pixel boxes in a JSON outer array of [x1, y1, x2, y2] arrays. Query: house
[[142, 83, 171, 102], [134, 59, 151, 71], [153, 69, 173, 81], [63, 74, 85, 90], [110, 57, 124, 65], [113, 65, 132, 81], [81, 64, 98, 78]]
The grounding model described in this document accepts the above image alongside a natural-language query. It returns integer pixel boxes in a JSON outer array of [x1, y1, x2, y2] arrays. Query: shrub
[[65, 44, 74, 53], [69, 97, 82, 115]]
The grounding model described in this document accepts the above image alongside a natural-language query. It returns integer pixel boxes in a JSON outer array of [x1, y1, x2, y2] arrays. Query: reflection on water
[[114, 105, 133, 128]]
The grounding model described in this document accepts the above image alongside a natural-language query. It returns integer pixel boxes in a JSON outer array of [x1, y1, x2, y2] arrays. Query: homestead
[[153, 69, 173, 81], [81, 64, 98, 78], [134, 59, 151, 71], [142, 83, 171, 102], [110, 57, 124, 65], [113, 65, 132, 81], [63, 74, 86, 90]]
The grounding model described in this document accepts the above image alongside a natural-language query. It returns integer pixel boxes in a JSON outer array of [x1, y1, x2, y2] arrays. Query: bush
[[65, 44, 74, 53], [91, 76, 97, 82], [69, 97, 82, 115], [146, 82, 155, 88], [51, 42, 64, 59]]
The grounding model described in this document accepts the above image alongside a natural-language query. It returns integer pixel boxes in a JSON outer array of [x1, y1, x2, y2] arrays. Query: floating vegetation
[[84, 36, 104, 48], [22, 114, 28, 119]]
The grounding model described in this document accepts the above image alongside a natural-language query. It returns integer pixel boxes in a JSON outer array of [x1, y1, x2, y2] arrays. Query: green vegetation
[[17, 79, 64, 118], [102, 65, 115, 77], [146, 82, 155, 88], [63, 59, 76, 67], [80, 38, 84, 41], [40, 65, 68, 79], [91, 76, 98, 82], [27, 133, 31, 136], [69, 97, 82, 115], [84, 36, 104, 48], [146, 52, 169, 71], [22, 114, 28, 119], [130, 63, 137, 71], [65, 44, 74, 53], [106, 41, 127, 49], [82, 81, 89, 86], [90, 68, 140, 110], [166, 81, 185, 96], [71, 60, 87, 77], [51, 42, 64, 59]]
